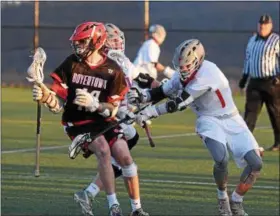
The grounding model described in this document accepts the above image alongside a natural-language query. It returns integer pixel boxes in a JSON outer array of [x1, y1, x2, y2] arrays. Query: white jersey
[[117, 55, 139, 87], [134, 39, 160, 79], [162, 60, 259, 168], [162, 60, 238, 117]]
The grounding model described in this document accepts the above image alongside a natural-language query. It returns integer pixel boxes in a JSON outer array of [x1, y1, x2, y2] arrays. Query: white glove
[[127, 86, 149, 104], [117, 106, 135, 124], [135, 105, 159, 127], [74, 89, 99, 112], [32, 84, 43, 101], [163, 66, 176, 79]]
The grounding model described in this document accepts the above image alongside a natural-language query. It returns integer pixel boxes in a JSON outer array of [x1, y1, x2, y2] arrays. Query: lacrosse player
[[75, 23, 151, 216], [128, 39, 263, 216], [32, 21, 149, 216], [134, 24, 175, 80]]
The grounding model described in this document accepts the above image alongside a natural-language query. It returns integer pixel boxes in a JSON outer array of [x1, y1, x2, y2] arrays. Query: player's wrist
[[163, 66, 175, 79]]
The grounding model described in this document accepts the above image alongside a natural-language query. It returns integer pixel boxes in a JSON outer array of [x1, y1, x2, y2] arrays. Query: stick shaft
[[136, 101, 155, 148], [35, 101, 41, 177]]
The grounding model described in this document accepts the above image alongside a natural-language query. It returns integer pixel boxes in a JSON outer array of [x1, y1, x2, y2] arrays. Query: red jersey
[[50, 54, 128, 125]]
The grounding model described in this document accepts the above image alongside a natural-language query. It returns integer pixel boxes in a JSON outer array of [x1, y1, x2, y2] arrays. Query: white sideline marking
[[141, 179, 279, 190], [2, 126, 271, 154], [2, 174, 279, 190], [2, 132, 197, 154]]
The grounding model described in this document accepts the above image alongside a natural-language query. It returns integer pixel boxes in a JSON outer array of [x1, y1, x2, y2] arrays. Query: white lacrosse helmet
[[172, 39, 205, 81], [149, 24, 166, 44], [105, 23, 125, 52]]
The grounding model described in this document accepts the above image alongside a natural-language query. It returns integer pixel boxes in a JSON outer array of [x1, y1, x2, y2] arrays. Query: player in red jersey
[[32, 22, 149, 216]]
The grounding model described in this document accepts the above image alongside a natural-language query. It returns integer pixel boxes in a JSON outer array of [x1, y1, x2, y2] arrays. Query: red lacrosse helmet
[[69, 22, 107, 58]]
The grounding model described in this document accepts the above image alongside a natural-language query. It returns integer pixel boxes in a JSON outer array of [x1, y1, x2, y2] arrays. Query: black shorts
[[65, 120, 124, 148]]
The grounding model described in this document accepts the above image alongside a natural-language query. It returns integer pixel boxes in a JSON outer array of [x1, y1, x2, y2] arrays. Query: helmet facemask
[[104, 23, 125, 53], [173, 39, 205, 82], [71, 37, 93, 58], [69, 22, 107, 61]]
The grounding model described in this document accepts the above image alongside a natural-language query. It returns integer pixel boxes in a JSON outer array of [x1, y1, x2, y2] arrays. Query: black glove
[[134, 73, 155, 89], [238, 74, 249, 89]]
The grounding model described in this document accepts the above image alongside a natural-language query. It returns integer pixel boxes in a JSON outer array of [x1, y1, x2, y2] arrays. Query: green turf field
[[1, 88, 279, 216]]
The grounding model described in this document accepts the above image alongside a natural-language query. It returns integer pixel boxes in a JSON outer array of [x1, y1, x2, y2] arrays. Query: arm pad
[[148, 86, 166, 104]]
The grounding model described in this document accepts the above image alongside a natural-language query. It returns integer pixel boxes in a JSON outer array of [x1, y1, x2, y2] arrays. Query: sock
[[231, 190, 244, 202], [130, 198, 141, 212], [107, 193, 119, 208], [85, 183, 100, 198], [217, 188, 228, 199]]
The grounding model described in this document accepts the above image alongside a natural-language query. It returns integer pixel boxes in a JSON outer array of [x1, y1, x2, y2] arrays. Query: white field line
[[2, 173, 279, 190], [2, 126, 271, 154]]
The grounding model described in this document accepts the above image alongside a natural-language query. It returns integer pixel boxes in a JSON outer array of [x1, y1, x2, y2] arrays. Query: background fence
[[1, 1, 279, 86]]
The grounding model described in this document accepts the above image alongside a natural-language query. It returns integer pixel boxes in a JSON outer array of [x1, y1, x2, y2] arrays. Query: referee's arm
[[239, 36, 253, 89]]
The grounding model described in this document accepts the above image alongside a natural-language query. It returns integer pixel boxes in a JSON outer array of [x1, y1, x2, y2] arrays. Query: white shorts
[[196, 114, 259, 168]]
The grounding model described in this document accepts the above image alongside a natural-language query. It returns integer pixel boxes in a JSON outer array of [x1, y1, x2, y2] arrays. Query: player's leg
[[88, 136, 123, 216], [227, 116, 263, 216], [111, 138, 149, 216], [203, 136, 232, 216], [264, 83, 280, 151], [230, 150, 262, 216], [83, 126, 140, 202], [244, 85, 264, 132], [67, 123, 122, 216]]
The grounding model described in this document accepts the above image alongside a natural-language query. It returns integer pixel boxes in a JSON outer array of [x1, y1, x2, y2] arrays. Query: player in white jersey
[[134, 24, 175, 80], [71, 23, 153, 216], [128, 39, 263, 216]]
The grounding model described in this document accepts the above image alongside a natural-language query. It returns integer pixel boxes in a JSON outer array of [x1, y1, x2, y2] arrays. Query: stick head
[[26, 47, 47, 84]]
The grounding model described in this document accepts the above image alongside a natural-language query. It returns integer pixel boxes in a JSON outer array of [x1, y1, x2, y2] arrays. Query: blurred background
[[1, 1, 279, 87], [1, 2, 280, 215]]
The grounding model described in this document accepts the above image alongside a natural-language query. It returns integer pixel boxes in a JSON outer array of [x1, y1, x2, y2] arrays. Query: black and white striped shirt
[[243, 32, 279, 78]]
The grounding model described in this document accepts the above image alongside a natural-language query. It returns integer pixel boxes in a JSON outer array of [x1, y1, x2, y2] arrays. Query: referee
[[239, 14, 280, 151]]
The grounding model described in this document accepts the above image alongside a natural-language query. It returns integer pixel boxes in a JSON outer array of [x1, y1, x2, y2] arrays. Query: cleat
[[266, 145, 280, 152], [109, 204, 123, 216], [230, 200, 248, 216], [130, 208, 150, 216], [74, 190, 94, 216], [218, 198, 232, 216]]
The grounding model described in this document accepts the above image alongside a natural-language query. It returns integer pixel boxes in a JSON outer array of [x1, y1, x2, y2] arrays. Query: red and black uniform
[[50, 54, 128, 148]]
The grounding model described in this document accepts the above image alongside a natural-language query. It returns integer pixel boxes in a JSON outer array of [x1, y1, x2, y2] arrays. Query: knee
[[251, 159, 263, 172], [122, 162, 138, 177], [214, 153, 229, 170], [214, 158, 228, 171], [93, 137, 110, 160], [245, 150, 263, 172], [120, 155, 133, 166]]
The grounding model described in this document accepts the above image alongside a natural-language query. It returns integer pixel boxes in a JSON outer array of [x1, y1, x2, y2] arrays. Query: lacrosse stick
[[107, 50, 155, 148], [135, 101, 155, 148], [26, 47, 47, 177], [68, 104, 150, 159]]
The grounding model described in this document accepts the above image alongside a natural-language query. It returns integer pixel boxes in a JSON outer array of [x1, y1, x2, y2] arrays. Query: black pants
[[244, 77, 280, 147]]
